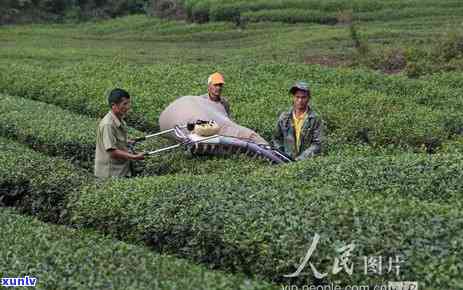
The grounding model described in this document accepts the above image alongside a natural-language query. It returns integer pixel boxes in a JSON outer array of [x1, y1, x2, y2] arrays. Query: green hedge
[[241, 7, 463, 24], [0, 137, 88, 222], [1, 62, 461, 151], [441, 137, 463, 154], [0, 94, 270, 175], [242, 9, 337, 25], [69, 152, 463, 288], [0, 0, 147, 25], [182, 0, 463, 23], [138, 147, 269, 176], [0, 209, 277, 290], [0, 94, 102, 169]]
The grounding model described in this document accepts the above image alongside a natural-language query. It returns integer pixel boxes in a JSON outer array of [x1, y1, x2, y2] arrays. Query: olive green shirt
[[272, 107, 323, 161], [94, 111, 131, 178]]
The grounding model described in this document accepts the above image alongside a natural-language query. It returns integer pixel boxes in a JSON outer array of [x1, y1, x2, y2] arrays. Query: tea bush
[[0, 94, 106, 169], [69, 152, 463, 288], [0, 94, 269, 175], [0, 137, 88, 223], [1, 10, 463, 289], [1, 63, 461, 151], [0, 209, 277, 290], [181, 0, 463, 24], [242, 9, 337, 25], [1, 7, 463, 290], [0, 0, 148, 24]]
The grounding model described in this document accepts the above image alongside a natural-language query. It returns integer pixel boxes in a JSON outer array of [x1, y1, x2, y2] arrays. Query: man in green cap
[[272, 81, 323, 161], [94, 88, 144, 178]]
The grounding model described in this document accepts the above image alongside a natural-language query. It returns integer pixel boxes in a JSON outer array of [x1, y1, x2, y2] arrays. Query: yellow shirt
[[293, 111, 307, 154]]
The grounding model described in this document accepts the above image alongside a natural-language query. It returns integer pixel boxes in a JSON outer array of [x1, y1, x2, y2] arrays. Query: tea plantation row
[[1, 63, 461, 151], [0, 94, 267, 176], [2, 8, 462, 290], [3, 93, 455, 178], [4, 14, 459, 69], [240, 7, 463, 24], [0, 137, 88, 222], [2, 126, 462, 288], [0, 209, 276, 290], [69, 153, 463, 288], [180, 0, 463, 23]]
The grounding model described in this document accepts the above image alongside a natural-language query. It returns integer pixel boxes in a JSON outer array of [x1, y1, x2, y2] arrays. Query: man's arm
[[296, 118, 323, 161], [109, 149, 144, 160], [272, 117, 285, 152], [102, 125, 144, 160]]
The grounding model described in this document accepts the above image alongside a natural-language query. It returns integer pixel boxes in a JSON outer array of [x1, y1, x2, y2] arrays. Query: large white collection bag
[[159, 95, 268, 145]]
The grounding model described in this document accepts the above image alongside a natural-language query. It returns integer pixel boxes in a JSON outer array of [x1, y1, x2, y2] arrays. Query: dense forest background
[[0, 0, 155, 24]]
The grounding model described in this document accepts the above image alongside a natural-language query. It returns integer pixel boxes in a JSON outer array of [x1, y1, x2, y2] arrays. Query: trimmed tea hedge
[[69, 152, 463, 288], [1, 62, 461, 151], [138, 147, 268, 176], [441, 137, 463, 154], [242, 9, 337, 25], [0, 209, 277, 290], [0, 94, 104, 169], [182, 0, 463, 23], [0, 137, 89, 223], [0, 94, 269, 175], [241, 7, 463, 24]]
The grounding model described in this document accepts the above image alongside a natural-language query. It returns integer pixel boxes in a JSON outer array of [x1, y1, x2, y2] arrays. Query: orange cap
[[208, 72, 225, 85]]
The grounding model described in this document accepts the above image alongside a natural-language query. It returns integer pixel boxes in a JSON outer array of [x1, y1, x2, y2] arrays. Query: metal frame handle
[[135, 125, 187, 142], [144, 134, 220, 156]]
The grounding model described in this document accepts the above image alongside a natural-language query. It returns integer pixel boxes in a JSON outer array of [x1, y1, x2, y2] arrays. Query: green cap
[[289, 81, 309, 94]]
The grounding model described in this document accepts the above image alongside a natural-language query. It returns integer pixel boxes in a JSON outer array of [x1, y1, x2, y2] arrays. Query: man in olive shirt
[[272, 81, 323, 161], [95, 88, 144, 178]]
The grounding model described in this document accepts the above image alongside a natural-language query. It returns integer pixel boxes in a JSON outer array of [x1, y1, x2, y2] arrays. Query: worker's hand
[[132, 152, 145, 161]]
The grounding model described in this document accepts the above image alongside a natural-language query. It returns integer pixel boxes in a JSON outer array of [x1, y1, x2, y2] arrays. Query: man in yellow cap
[[272, 81, 323, 161], [200, 72, 231, 117]]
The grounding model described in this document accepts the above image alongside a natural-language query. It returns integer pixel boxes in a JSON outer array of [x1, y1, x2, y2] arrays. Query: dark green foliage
[[242, 9, 337, 25], [347, 25, 463, 77], [0, 94, 269, 176], [69, 152, 463, 288], [3, 0, 463, 25], [180, 0, 463, 24], [0, 209, 277, 290], [0, 137, 89, 223], [149, 0, 186, 20], [137, 144, 269, 176], [0, 94, 103, 169], [0, 0, 148, 24], [1, 12, 463, 290], [1, 62, 461, 151]]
